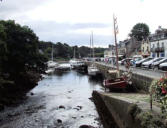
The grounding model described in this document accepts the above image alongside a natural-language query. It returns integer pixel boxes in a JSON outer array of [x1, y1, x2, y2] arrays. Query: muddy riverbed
[[0, 70, 104, 128]]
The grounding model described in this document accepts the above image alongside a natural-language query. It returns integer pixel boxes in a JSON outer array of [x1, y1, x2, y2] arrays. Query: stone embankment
[[93, 91, 166, 128], [88, 62, 166, 128], [94, 62, 157, 92]]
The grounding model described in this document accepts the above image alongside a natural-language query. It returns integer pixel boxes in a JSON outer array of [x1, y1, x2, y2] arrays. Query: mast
[[92, 31, 94, 59], [113, 14, 119, 71], [90, 34, 92, 58]]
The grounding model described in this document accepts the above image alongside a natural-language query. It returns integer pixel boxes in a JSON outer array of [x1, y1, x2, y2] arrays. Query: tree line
[[39, 41, 106, 60]]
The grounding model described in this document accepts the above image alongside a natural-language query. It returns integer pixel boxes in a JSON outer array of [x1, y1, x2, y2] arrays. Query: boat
[[88, 65, 99, 76], [103, 15, 132, 91], [87, 32, 99, 76], [47, 45, 58, 68], [69, 48, 87, 71], [55, 63, 71, 71], [45, 68, 55, 74]]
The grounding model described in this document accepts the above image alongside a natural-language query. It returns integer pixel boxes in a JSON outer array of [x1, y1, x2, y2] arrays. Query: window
[[162, 42, 164, 48], [157, 42, 159, 47], [147, 46, 149, 51], [152, 44, 154, 48]]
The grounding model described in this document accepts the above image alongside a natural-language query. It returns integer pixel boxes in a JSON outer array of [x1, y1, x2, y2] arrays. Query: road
[[96, 62, 166, 79]]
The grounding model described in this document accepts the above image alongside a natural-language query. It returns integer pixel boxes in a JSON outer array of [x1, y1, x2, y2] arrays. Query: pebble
[[59, 105, 65, 109], [57, 119, 62, 123], [79, 125, 95, 128]]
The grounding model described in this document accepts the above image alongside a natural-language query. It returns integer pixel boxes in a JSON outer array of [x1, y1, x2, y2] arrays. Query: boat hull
[[103, 78, 128, 89]]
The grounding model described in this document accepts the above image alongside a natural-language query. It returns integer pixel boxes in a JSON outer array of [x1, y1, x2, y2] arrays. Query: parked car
[[130, 57, 142, 66], [135, 57, 153, 67], [159, 62, 167, 71], [152, 58, 167, 70], [118, 58, 132, 65], [142, 57, 164, 69]]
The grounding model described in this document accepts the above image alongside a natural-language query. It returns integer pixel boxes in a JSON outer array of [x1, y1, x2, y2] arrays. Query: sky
[[0, 0, 167, 47]]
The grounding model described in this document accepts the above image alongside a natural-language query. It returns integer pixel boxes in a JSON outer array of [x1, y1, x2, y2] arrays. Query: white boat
[[47, 61, 58, 68], [45, 68, 55, 74], [87, 32, 99, 76], [88, 65, 99, 76], [56, 63, 71, 71], [47, 44, 58, 68]]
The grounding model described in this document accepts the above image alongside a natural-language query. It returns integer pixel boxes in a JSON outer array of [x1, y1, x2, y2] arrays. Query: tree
[[0, 20, 47, 79], [129, 23, 150, 41]]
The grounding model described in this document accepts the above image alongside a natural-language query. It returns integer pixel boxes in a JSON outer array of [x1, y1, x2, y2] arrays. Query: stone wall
[[94, 62, 155, 92], [92, 91, 166, 128]]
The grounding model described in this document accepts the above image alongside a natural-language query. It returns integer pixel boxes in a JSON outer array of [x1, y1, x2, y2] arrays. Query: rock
[[89, 97, 93, 102], [57, 119, 62, 123], [81, 116, 84, 118], [79, 125, 95, 128], [72, 117, 77, 119], [77, 106, 82, 109], [59, 105, 65, 109], [30, 92, 34, 95]]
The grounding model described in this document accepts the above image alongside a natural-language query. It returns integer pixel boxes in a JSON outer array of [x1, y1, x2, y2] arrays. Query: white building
[[104, 45, 116, 58], [150, 26, 167, 58]]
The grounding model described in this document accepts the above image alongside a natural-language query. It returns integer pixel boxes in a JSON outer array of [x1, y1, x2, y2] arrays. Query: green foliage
[[39, 41, 106, 59], [0, 20, 47, 80], [150, 78, 167, 114], [137, 111, 165, 128], [130, 23, 150, 41]]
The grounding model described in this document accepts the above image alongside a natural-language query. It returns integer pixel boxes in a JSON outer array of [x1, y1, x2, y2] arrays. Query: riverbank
[[0, 70, 103, 128], [0, 71, 42, 111]]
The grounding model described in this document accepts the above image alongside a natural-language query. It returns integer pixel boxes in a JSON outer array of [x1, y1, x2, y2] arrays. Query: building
[[118, 41, 126, 57], [104, 45, 115, 58], [150, 26, 167, 58], [125, 37, 142, 58], [141, 38, 150, 57]]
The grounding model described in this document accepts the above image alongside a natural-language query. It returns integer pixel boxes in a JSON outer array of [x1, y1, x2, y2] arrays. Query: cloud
[[1, 0, 167, 47], [23, 21, 114, 47]]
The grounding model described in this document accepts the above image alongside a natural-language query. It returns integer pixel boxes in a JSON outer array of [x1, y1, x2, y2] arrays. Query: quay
[[88, 62, 167, 128]]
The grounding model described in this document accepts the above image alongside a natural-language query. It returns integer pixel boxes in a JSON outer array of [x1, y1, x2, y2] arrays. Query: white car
[[152, 58, 167, 69], [135, 57, 153, 67], [159, 62, 167, 71], [142, 58, 164, 68]]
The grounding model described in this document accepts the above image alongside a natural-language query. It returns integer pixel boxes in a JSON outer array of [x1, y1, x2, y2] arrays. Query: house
[[150, 26, 167, 58], [124, 37, 142, 58], [141, 38, 150, 57], [118, 41, 126, 57], [104, 45, 116, 58]]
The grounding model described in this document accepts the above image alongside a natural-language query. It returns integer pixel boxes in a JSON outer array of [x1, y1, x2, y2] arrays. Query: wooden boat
[[103, 77, 128, 89], [103, 15, 132, 91]]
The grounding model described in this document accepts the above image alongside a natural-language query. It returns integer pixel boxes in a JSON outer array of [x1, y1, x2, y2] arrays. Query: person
[[125, 59, 130, 70]]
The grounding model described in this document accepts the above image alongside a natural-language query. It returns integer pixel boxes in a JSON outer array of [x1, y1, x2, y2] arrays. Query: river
[[0, 70, 104, 128]]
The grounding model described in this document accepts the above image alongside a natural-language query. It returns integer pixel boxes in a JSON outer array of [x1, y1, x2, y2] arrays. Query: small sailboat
[[103, 15, 132, 91], [69, 48, 86, 71], [47, 45, 57, 68], [55, 63, 71, 71], [88, 31, 99, 76], [46, 44, 57, 74]]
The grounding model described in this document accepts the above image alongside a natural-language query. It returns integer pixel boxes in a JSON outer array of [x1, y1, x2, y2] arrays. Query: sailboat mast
[[90, 35, 92, 58], [92, 31, 94, 59], [113, 15, 119, 71]]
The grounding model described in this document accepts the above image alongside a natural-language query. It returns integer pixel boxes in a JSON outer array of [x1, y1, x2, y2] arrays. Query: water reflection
[[0, 70, 104, 128]]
